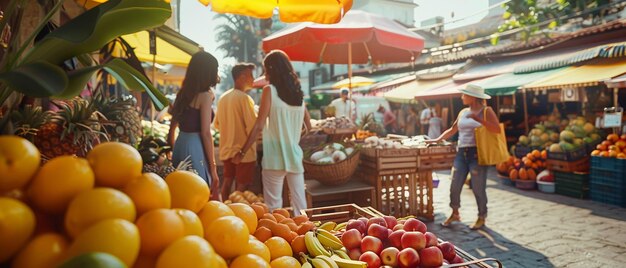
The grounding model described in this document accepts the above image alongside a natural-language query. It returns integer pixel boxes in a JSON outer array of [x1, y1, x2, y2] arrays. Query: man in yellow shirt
[[215, 63, 258, 198]]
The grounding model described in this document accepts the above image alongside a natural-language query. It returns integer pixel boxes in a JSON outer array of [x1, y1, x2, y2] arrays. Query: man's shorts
[[223, 159, 256, 185]]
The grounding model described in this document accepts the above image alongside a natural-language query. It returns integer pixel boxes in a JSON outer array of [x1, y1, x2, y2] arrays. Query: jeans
[[450, 147, 488, 217], [262, 169, 307, 216]]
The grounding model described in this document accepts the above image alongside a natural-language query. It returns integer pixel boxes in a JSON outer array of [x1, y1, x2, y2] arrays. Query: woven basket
[[323, 127, 357, 142], [303, 145, 360, 186]]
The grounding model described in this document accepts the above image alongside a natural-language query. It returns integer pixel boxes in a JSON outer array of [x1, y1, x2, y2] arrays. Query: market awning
[[383, 78, 449, 103], [605, 73, 626, 88], [522, 61, 626, 90], [117, 28, 199, 66], [474, 68, 565, 96], [515, 41, 626, 73]]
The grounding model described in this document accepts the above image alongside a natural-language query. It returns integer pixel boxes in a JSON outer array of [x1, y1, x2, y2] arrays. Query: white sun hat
[[458, 84, 491, 99]]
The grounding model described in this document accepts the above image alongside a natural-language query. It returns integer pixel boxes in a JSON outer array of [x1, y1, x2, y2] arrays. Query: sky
[[179, 0, 491, 68]]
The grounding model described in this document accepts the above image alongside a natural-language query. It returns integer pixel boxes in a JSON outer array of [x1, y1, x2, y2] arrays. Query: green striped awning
[[475, 68, 565, 96], [598, 43, 626, 58]]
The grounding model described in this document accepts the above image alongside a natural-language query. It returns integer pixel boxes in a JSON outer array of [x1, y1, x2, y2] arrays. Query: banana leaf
[[0, 61, 68, 97]]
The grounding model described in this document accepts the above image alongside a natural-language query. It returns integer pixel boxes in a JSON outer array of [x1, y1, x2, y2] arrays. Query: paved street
[[426, 169, 626, 268]]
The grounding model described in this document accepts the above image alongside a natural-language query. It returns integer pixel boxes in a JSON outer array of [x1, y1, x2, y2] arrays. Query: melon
[[590, 133, 601, 141], [559, 141, 576, 152], [573, 138, 584, 148], [549, 133, 560, 142], [549, 143, 562, 153], [518, 135, 530, 146], [540, 133, 549, 143], [530, 135, 542, 146], [559, 130, 575, 142], [583, 123, 595, 134], [534, 124, 546, 132], [583, 137, 593, 144]]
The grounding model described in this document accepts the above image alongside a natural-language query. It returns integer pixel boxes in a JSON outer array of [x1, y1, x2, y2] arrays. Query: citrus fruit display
[[155, 236, 219, 268], [11, 233, 69, 268], [122, 172, 171, 215], [165, 170, 210, 213], [0, 136, 40, 192], [0, 198, 35, 262], [87, 142, 143, 188], [230, 254, 271, 268], [65, 218, 140, 266], [135, 208, 185, 256], [205, 215, 250, 259]]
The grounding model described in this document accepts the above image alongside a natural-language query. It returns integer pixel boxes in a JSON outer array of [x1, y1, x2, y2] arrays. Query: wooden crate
[[305, 179, 375, 208], [300, 203, 381, 223], [357, 167, 434, 220], [417, 153, 456, 171], [546, 157, 590, 173], [360, 148, 419, 171]]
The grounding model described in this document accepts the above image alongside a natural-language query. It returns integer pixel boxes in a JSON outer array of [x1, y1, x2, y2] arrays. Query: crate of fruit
[[547, 147, 588, 161], [545, 157, 589, 173], [300, 203, 382, 223], [554, 171, 589, 199], [360, 138, 419, 171]]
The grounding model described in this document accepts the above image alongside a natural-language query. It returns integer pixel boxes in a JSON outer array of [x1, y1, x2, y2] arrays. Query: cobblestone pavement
[[426, 168, 626, 268]]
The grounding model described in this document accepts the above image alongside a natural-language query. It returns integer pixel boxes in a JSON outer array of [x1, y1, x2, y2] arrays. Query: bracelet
[[238, 149, 245, 156]]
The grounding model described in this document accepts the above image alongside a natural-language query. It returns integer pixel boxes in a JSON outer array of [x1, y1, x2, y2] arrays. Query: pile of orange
[[591, 134, 626, 159], [497, 150, 546, 181]]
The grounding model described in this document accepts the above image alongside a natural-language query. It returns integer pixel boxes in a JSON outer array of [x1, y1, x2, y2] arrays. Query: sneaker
[[470, 217, 485, 230], [441, 214, 460, 227]]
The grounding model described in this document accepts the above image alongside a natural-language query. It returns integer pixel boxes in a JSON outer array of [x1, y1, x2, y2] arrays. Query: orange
[[65, 187, 136, 238], [0, 136, 40, 192], [28, 156, 94, 214], [256, 202, 270, 213], [87, 142, 142, 188], [292, 215, 309, 225], [0, 198, 35, 262], [65, 219, 139, 267], [243, 238, 272, 262], [254, 226, 273, 242], [262, 213, 277, 222], [280, 218, 296, 225], [273, 213, 287, 223], [258, 219, 278, 231], [270, 223, 293, 242], [228, 203, 258, 234], [251, 203, 266, 219], [135, 209, 186, 256], [213, 255, 228, 268], [264, 237, 292, 261], [286, 222, 299, 232], [273, 208, 290, 218], [617, 153, 626, 159], [165, 171, 210, 213], [197, 201, 234, 231], [297, 222, 316, 235], [122, 172, 171, 216], [173, 209, 204, 237], [271, 256, 302, 268], [600, 151, 610, 157], [230, 254, 270, 268], [11, 233, 69, 268], [156, 236, 219, 268], [608, 133, 620, 143], [290, 235, 308, 255], [205, 216, 249, 259]]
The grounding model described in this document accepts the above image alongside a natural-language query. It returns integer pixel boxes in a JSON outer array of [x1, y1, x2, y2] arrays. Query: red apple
[[348, 247, 362, 260], [383, 216, 397, 229], [367, 217, 388, 229], [424, 232, 438, 247], [388, 230, 405, 249], [358, 217, 369, 226], [437, 241, 456, 262], [419, 246, 444, 267], [359, 251, 382, 268], [397, 248, 420, 268], [403, 218, 427, 233], [361, 236, 383, 255], [341, 229, 363, 250], [347, 219, 367, 235], [380, 247, 400, 267], [393, 224, 404, 231], [451, 255, 464, 264], [368, 223, 389, 240], [401, 231, 426, 251]]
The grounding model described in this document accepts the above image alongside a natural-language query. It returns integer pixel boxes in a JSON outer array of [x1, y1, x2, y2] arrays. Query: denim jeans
[[450, 147, 488, 217]]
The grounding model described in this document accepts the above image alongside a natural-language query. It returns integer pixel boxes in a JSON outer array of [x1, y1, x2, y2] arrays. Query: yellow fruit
[[12, 233, 69, 268], [87, 142, 142, 188], [65, 187, 136, 238], [28, 156, 94, 214], [165, 171, 210, 213], [0, 136, 40, 192], [205, 215, 249, 259], [230, 254, 271, 268], [254, 226, 273, 242], [214, 255, 228, 268], [228, 203, 258, 234], [156, 236, 219, 268], [66, 218, 139, 267], [173, 208, 204, 237], [123, 172, 171, 216], [0, 198, 35, 262], [135, 208, 186, 256], [58, 252, 126, 268], [264, 237, 293, 261], [243, 238, 272, 262], [197, 200, 234, 230], [271, 256, 302, 268]]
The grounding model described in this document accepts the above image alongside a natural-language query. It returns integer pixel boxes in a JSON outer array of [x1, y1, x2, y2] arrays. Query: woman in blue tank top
[[428, 84, 501, 230]]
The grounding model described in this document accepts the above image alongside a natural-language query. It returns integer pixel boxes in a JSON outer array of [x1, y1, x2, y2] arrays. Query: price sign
[[603, 107, 623, 128]]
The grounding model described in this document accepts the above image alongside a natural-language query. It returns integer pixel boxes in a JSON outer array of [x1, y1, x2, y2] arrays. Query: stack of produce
[[590, 133, 626, 159], [142, 120, 171, 140], [357, 113, 384, 137], [362, 136, 404, 149], [315, 117, 356, 130], [308, 142, 356, 164], [355, 130, 377, 140], [547, 117, 602, 155], [497, 150, 547, 181], [225, 190, 264, 205]]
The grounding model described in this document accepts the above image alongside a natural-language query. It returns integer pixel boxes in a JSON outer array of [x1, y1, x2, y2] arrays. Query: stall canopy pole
[[523, 89, 529, 134], [348, 42, 353, 120], [614, 88, 619, 107], [448, 97, 454, 129]]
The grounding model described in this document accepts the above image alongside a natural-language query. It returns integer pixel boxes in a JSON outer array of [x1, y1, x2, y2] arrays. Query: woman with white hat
[[428, 84, 501, 230]]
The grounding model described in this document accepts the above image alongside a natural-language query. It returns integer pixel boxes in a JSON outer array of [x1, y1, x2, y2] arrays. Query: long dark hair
[[171, 51, 219, 120], [263, 50, 303, 106]]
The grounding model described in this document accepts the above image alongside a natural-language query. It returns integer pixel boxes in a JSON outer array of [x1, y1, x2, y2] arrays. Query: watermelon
[[559, 130, 575, 143]]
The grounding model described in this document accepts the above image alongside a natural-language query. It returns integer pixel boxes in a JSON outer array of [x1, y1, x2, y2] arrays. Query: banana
[[333, 222, 348, 231], [332, 249, 350, 260], [313, 221, 322, 227], [302, 262, 313, 268], [304, 231, 331, 257], [330, 255, 368, 268], [316, 255, 339, 268], [310, 257, 332, 268], [318, 221, 337, 231], [316, 229, 344, 250]]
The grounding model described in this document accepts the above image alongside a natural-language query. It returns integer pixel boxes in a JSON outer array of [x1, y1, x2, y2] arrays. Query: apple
[[424, 232, 438, 247], [380, 247, 399, 267], [403, 218, 427, 233], [401, 231, 426, 250], [397, 248, 420, 268], [341, 229, 363, 250], [451, 255, 464, 264], [367, 217, 388, 229], [358, 217, 369, 226], [368, 223, 389, 240], [383, 216, 397, 229], [388, 230, 405, 249], [348, 247, 362, 260], [393, 224, 404, 231], [347, 219, 367, 235], [419, 246, 444, 267], [359, 251, 382, 268], [437, 241, 456, 262], [361, 236, 383, 255]]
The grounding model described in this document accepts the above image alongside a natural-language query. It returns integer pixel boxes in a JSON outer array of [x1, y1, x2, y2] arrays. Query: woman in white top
[[233, 50, 312, 215], [428, 84, 501, 230]]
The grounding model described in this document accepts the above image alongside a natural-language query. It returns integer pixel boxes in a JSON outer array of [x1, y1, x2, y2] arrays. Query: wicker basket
[[323, 127, 357, 142], [303, 145, 360, 186]]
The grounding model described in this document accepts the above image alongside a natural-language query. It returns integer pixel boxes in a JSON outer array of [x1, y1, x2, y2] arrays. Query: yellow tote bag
[[475, 108, 509, 165]]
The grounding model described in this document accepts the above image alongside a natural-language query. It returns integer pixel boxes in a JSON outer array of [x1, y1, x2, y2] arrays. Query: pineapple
[[142, 157, 198, 178], [94, 94, 142, 146], [35, 98, 107, 158], [10, 105, 51, 142]]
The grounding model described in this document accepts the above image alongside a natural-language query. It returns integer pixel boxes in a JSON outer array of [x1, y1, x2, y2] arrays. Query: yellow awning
[[383, 78, 449, 103], [523, 61, 626, 90], [117, 30, 192, 66]]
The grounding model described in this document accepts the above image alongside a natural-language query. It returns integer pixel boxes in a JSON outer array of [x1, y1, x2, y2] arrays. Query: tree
[[214, 14, 271, 65]]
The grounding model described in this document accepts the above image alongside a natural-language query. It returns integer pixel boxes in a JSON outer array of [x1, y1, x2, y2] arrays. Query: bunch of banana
[[318, 221, 337, 231], [304, 231, 331, 257], [316, 229, 344, 250], [333, 222, 348, 231], [330, 254, 368, 268], [309, 255, 339, 268]]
